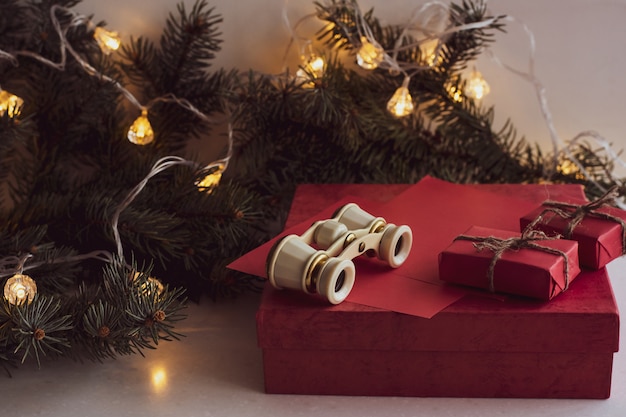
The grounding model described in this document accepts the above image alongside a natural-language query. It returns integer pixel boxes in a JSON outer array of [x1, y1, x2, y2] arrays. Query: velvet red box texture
[[520, 203, 626, 270], [438, 226, 581, 300], [256, 182, 620, 398]]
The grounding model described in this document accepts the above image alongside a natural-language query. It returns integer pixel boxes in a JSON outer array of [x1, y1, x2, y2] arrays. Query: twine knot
[[455, 228, 570, 294], [536, 185, 626, 255]]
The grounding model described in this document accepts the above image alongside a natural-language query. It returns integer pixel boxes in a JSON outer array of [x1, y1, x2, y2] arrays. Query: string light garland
[[284, 1, 502, 117], [0, 155, 202, 307], [1, 0, 625, 371], [282, 0, 626, 205], [0, 1, 619, 285], [0, 4, 233, 176]]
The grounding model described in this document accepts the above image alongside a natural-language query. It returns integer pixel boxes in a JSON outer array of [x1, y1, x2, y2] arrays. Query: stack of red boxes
[[230, 177, 620, 398]]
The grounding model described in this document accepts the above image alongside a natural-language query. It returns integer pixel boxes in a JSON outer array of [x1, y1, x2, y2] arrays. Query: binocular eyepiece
[[266, 203, 413, 304]]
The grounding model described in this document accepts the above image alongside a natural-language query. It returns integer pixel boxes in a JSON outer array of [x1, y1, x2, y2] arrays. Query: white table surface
[[2, 257, 625, 417]]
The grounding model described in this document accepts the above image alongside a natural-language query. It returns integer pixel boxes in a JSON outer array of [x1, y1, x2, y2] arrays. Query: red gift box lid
[[257, 182, 619, 354]]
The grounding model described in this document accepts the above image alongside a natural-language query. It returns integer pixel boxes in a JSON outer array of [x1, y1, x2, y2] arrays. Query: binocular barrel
[[267, 235, 356, 304]]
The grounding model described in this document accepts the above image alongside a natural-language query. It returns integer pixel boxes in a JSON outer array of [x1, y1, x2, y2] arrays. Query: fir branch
[[160, 0, 223, 87], [12, 295, 73, 365]]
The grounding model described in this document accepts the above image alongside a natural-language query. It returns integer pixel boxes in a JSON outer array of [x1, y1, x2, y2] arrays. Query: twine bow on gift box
[[537, 185, 626, 256], [454, 228, 571, 293]]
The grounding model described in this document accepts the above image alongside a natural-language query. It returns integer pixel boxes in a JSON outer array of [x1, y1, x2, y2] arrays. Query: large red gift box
[[255, 181, 620, 398]]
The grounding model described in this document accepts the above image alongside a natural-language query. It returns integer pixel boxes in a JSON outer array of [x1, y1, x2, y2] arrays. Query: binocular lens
[[318, 258, 355, 304], [380, 225, 413, 268]]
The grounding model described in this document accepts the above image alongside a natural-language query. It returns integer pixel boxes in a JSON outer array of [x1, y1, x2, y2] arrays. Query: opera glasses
[[266, 203, 413, 304]]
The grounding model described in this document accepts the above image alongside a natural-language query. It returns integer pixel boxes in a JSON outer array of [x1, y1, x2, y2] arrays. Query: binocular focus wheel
[[317, 258, 356, 304], [379, 225, 413, 268], [313, 220, 348, 249]]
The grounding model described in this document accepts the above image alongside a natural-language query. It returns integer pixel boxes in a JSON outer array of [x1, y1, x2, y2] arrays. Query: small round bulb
[[94, 27, 121, 55], [296, 55, 325, 88], [387, 78, 414, 118], [307, 56, 325, 75], [4, 273, 37, 305], [196, 164, 224, 193], [420, 39, 439, 66], [356, 37, 384, 70], [132, 272, 165, 296], [127, 110, 154, 145], [464, 69, 490, 100]]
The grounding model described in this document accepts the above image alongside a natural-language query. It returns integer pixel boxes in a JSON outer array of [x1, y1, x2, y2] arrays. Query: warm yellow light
[[127, 109, 154, 145], [0, 89, 24, 118], [322, 22, 343, 43], [356, 37, 384, 70], [387, 79, 414, 118], [132, 272, 165, 296], [93, 27, 121, 55], [446, 83, 463, 103], [4, 273, 37, 305], [296, 55, 325, 88], [420, 39, 440, 66], [196, 164, 224, 193], [307, 56, 325, 75], [464, 69, 490, 100], [558, 159, 586, 180], [150, 366, 168, 393]]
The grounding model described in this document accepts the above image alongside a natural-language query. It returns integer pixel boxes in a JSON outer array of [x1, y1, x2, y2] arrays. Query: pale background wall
[[76, 0, 626, 167]]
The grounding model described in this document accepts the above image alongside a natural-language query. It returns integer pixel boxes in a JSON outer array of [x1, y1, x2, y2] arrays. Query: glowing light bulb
[[94, 27, 121, 55], [133, 272, 165, 296], [558, 159, 585, 180], [387, 78, 414, 118], [0, 89, 24, 118], [296, 55, 325, 88], [420, 39, 440, 66], [464, 69, 490, 100], [356, 37, 384, 70], [4, 273, 37, 305], [196, 164, 224, 193], [127, 109, 154, 145]]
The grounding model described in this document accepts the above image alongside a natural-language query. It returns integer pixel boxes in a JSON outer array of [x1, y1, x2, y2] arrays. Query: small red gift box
[[255, 181, 619, 398], [438, 226, 580, 300], [520, 195, 626, 269]]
